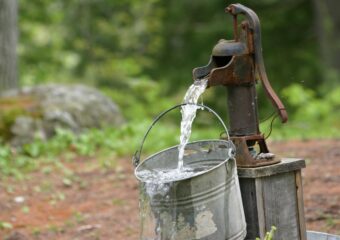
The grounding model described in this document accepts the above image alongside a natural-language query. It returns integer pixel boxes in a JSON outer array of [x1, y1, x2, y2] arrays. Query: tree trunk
[[0, 0, 18, 93], [313, 0, 340, 90]]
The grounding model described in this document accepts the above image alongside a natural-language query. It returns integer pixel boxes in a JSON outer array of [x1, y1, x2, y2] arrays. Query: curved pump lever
[[226, 4, 288, 123]]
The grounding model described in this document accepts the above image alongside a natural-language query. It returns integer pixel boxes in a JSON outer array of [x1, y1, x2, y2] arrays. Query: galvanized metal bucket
[[133, 104, 246, 240], [307, 231, 340, 240]]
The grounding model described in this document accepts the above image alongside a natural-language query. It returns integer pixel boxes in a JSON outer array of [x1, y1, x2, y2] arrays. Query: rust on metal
[[193, 3, 288, 167], [230, 136, 280, 167], [227, 3, 288, 123]]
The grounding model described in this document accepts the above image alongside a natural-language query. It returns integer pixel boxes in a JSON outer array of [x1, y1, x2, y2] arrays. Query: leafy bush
[[1, 81, 339, 178], [0, 113, 221, 179], [260, 84, 340, 140]]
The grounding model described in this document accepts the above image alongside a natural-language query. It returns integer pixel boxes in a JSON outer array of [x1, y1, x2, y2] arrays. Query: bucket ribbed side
[[151, 174, 235, 208], [137, 140, 246, 240]]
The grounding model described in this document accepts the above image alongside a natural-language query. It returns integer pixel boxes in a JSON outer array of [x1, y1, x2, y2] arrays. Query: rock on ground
[[1, 84, 125, 146]]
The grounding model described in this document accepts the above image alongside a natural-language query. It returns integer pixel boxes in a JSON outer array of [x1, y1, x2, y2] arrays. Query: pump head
[[193, 4, 287, 167]]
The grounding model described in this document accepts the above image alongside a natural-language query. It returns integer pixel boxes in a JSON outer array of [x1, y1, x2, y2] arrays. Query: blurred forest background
[[16, 0, 340, 134], [0, 1, 339, 238], [0, 0, 339, 173], [0, 0, 340, 239]]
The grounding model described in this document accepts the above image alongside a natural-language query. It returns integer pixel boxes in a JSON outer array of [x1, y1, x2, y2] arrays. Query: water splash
[[178, 79, 208, 170], [137, 166, 209, 184]]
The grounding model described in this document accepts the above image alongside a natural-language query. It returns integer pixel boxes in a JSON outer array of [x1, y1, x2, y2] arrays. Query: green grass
[[256, 226, 277, 240], [0, 82, 339, 179], [0, 118, 220, 179]]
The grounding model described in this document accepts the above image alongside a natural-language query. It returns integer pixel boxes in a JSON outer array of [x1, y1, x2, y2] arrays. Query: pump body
[[193, 3, 288, 167]]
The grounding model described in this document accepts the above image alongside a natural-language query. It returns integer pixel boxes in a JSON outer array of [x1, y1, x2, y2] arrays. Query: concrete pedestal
[[238, 158, 307, 240]]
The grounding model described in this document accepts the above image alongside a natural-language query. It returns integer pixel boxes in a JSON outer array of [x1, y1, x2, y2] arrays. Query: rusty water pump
[[193, 3, 288, 168]]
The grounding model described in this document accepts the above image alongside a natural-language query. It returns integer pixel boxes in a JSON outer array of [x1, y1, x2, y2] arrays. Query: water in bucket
[[134, 80, 246, 240]]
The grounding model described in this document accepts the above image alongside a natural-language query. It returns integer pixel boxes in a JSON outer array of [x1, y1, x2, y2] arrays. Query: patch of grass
[[0, 118, 177, 178], [40, 181, 54, 193], [41, 166, 53, 175], [47, 224, 64, 234], [63, 219, 75, 229], [325, 215, 337, 229], [5, 185, 15, 193], [112, 198, 124, 206], [0, 84, 339, 180], [0, 221, 13, 230], [62, 178, 73, 187], [73, 211, 85, 224], [32, 227, 41, 236], [51, 192, 66, 203], [78, 180, 88, 190], [21, 206, 30, 214], [256, 226, 277, 240]]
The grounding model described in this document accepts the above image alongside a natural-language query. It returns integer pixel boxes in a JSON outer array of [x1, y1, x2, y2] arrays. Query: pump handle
[[226, 4, 288, 123]]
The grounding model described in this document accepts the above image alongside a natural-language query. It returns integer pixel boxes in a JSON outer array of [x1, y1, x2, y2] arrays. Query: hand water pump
[[135, 4, 308, 239], [193, 3, 288, 167]]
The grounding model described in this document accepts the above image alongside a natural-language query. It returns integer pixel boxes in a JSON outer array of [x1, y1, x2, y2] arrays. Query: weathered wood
[[237, 158, 306, 240], [238, 158, 305, 178], [238, 178, 260, 239], [296, 171, 307, 240], [255, 178, 266, 239], [261, 171, 300, 240]]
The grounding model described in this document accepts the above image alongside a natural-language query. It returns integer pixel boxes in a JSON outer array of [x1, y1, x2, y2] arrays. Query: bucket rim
[[134, 139, 235, 183]]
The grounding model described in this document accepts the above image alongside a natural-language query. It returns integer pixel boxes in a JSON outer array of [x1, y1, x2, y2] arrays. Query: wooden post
[[237, 158, 307, 240]]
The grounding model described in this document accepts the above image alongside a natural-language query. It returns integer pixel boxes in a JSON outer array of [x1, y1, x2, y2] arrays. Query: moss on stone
[[0, 96, 42, 140]]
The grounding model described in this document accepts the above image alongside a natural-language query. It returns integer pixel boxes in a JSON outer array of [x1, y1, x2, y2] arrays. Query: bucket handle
[[133, 103, 230, 167]]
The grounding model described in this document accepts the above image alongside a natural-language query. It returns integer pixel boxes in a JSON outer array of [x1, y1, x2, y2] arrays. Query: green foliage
[[260, 84, 340, 139], [0, 143, 33, 178], [100, 77, 178, 121], [17, 0, 339, 142], [1, 80, 338, 177], [0, 221, 13, 230], [0, 96, 41, 140], [0, 105, 224, 178], [19, 0, 164, 87], [19, 0, 322, 91], [256, 226, 277, 240], [0, 0, 335, 180]]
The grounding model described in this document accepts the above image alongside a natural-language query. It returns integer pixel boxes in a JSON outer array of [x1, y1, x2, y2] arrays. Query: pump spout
[[193, 52, 254, 88], [193, 40, 251, 86], [193, 3, 288, 124]]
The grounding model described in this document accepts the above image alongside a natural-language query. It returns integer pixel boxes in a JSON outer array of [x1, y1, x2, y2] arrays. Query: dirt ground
[[0, 140, 339, 239]]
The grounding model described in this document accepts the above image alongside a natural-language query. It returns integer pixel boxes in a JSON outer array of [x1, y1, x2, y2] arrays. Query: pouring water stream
[[178, 79, 208, 170], [137, 79, 208, 182], [137, 79, 209, 240]]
